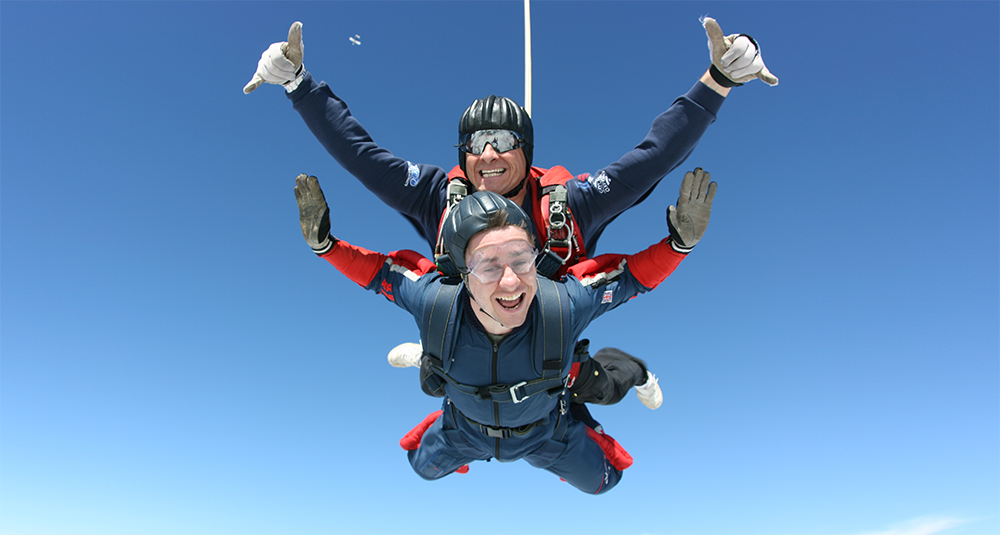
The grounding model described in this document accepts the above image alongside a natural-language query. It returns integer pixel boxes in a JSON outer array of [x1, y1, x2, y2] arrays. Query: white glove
[[702, 17, 778, 86], [243, 21, 305, 94]]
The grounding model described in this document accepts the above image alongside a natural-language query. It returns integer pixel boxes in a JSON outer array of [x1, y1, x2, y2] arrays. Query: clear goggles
[[465, 240, 539, 283], [458, 129, 528, 156]]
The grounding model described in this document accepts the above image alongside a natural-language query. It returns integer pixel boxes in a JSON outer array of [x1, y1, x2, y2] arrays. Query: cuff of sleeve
[[668, 237, 694, 255], [312, 236, 336, 256], [283, 65, 306, 93], [687, 76, 727, 117]]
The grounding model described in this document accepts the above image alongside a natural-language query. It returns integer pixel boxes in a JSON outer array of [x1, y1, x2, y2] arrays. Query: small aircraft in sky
[[349, 34, 361, 46]]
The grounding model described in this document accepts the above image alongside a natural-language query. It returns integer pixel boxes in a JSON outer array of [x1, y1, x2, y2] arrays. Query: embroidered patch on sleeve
[[589, 171, 611, 194], [405, 162, 421, 187], [602, 290, 613, 304]]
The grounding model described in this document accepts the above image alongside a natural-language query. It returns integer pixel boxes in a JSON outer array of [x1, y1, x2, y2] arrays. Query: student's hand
[[294, 174, 335, 255], [667, 168, 716, 253], [702, 17, 778, 86], [244, 21, 305, 94]]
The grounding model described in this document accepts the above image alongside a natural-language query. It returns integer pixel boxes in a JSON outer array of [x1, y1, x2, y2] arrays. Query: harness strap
[[423, 353, 568, 404], [454, 406, 546, 439]]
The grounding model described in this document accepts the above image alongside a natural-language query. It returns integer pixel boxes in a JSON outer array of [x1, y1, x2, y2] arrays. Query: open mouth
[[496, 293, 524, 310], [480, 168, 506, 178]]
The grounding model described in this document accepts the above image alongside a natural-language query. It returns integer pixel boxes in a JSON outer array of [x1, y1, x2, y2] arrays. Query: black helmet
[[440, 191, 532, 273], [458, 95, 534, 178]]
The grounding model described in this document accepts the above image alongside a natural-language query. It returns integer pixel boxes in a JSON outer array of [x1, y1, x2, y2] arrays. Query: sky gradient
[[2, 2, 998, 535]]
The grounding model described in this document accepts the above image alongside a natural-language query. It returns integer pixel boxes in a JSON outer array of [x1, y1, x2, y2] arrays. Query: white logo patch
[[590, 171, 611, 194], [405, 162, 420, 187]]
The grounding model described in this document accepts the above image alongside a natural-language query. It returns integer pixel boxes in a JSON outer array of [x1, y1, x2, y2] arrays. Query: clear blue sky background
[[2, 2, 997, 535]]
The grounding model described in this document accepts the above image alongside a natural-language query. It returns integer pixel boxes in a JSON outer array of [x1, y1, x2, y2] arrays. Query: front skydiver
[[246, 16, 775, 412], [293, 168, 717, 493]]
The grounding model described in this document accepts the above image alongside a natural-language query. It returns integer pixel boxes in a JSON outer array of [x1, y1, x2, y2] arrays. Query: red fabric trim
[[564, 254, 627, 280], [320, 243, 438, 289], [624, 238, 687, 289], [585, 427, 634, 471], [399, 410, 443, 451], [386, 249, 439, 276], [319, 241, 387, 287], [566, 362, 582, 389]]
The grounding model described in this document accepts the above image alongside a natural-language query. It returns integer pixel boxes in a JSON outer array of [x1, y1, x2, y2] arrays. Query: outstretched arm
[[568, 168, 717, 292], [294, 174, 438, 293]]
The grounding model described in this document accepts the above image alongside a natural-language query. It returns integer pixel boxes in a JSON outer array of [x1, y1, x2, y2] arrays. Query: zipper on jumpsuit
[[491, 339, 501, 460]]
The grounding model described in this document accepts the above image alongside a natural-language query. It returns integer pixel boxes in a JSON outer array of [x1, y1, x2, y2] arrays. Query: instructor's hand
[[667, 168, 716, 252], [702, 17, 778, 86], [244, 21, 305, 94], [294, 174, 334, 255]]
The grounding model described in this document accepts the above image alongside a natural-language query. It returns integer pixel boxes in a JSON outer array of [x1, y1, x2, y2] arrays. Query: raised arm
[[568, 17, 771, 254], [294, 174, 439, 302], [567, 167, 716, 304], [249, 23, 448, 249]]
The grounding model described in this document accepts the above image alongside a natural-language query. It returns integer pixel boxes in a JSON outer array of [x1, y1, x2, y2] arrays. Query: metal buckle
[[480, 425, 511, 439], [509, 381, 529, 403]]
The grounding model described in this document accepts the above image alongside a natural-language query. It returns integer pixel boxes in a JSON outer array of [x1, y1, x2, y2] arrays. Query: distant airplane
[[349, 34, 361, 46]]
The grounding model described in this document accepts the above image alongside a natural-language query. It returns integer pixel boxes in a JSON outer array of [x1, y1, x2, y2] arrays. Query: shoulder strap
[[433, 179, 469, 277], [533, 275, 572, 381], [420, 276, 573, 404], [420, 277, 463, 374], [530, 168, 588, 278]]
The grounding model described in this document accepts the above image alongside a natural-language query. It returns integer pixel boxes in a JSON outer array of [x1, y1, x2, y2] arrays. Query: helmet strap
[[463, 275, 508, 330], [501, 176, 528, 199]]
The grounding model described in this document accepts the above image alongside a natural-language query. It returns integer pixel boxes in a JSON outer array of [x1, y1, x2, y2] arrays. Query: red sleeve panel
[[319, 240, 387, 287], [626, 238, 687, 290], [566, 238, 686, 291], [319, 241, 439, 288]]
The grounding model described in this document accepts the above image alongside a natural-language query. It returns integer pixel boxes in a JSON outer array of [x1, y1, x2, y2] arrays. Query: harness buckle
[[480, 425, 512, 439], [509, 381, 529, 403]]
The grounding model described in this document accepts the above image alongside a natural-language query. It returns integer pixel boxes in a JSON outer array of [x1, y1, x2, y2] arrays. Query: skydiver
[[292, 167, 717, 493], [245, 16, 775, 411]]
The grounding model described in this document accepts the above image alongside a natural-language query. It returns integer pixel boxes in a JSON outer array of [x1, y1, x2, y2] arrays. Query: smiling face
[[464, 144, 528, 205], [464, 225, 537, 334]]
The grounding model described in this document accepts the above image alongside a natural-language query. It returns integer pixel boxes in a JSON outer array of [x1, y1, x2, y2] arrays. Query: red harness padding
[[445, 166, 589, 278], [585, 427, 634, 471]]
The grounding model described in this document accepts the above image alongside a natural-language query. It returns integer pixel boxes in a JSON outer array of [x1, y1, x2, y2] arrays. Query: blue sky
[[2, 1, 997, 534]]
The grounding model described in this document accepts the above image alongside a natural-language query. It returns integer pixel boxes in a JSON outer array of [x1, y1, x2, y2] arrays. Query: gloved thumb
[[284, 21, 303, 70], [243, 74, 264, 94], [701, 17, 729, 63], [757, 65, 779, 86], [667, 205, 679, 232]]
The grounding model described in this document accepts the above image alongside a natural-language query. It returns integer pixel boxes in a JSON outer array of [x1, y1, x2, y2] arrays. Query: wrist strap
[[709, 64, 742, 88]]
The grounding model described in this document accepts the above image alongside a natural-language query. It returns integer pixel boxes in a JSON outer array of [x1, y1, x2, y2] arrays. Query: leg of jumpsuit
[[406, 410, 478, 480], [570, 343, 649, 406], [524, 419, 623, 495]]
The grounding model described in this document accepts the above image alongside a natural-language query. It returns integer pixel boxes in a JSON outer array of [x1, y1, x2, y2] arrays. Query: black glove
[[667, 168, 716, 253], [293, 174, 334, 255]]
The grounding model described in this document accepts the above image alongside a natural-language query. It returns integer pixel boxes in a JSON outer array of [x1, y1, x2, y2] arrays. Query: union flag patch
[[602, 290, 613, 304]]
